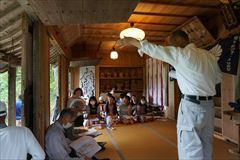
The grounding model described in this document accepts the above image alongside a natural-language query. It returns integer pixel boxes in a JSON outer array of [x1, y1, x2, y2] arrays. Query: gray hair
[[70, 99, 85, 109]]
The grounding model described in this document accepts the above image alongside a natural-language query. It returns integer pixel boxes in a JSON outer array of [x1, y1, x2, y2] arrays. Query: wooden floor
[[96, 119, 240, 160]]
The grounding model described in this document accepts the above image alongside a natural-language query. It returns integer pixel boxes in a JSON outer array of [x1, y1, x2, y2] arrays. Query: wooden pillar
[[32, 22, 50, 146], [8, 66, 16, 126], [58, 54, 69, 111], [22, 14, 50, 147], [21, 13, 33, 128]]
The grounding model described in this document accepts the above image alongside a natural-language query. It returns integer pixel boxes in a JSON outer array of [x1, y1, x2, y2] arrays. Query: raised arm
[[117, 37, 181, 66]]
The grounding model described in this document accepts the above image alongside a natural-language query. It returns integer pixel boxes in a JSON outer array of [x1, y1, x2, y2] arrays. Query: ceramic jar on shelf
[[100, 72, 105, 78], [112, 72, 118, 78], [119, 72, 124, 78], [107, 72, 111, 78]]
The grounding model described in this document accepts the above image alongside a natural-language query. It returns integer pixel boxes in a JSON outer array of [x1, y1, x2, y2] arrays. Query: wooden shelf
[[98, 66, 145, 97]]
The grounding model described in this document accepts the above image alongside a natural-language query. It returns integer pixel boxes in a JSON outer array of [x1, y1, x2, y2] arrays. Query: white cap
[[99, 96, 104, 101], [126, 92, 132, 97], [0, 101, 7, 117]]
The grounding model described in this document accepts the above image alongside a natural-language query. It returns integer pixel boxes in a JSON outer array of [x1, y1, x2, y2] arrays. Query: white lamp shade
[[120, 27, 145, 40], [110, 50, 118, 60]]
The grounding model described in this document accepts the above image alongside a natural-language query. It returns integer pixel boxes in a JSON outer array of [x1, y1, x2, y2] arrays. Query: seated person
[[116, 93, 124, 106], [45, 108, 103, 160], [0, 101, 45, 160], [84, 96, 100, 127], [135, 96, 148, 123], [119, 95, 134, 124], [138, 96, 154, 122], [98, 96, 105, 112], [66, 99, 86, 140], [139, 96, 147, 114], [104, 95, 118, 130], [67, 101, 107, 151], [130, 95, 138, 116], [67, 88, 86, 108]]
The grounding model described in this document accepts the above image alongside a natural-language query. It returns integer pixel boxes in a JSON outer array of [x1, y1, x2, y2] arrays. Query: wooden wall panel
[[97, 50, 145, 67], [69, 67, 80, 91]]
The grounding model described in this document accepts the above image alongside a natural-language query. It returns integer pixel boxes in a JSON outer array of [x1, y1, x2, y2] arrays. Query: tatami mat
[[96, 119, 240, 160]]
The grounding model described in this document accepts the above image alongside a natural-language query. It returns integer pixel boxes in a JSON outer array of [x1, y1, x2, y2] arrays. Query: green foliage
[[0, 67, 56, 114], [50, 65, 56, 113], [0, 71, 8, 105], [0, 68, 21, 107]]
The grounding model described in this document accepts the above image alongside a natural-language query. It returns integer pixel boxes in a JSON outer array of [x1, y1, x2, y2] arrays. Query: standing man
[[0, 101, 45, 159], [117, 30, 222, 160]]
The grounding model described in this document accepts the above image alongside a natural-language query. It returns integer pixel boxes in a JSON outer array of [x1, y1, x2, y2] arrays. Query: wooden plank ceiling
[[52, 0, 221, 59], [0, 0, 222, 66], [0, 0, 23, 66]]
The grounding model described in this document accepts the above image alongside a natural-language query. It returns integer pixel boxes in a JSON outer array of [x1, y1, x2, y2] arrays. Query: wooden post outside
[[32, 22, 50, 147], [8, 66, 16, 126]]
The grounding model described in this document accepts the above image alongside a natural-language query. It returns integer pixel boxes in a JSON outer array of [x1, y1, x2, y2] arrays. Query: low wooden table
[[223, 110, 240, 156]]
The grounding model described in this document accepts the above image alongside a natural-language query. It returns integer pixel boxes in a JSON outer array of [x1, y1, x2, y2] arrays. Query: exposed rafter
[[17, 0, 39, 21], [48, 26, 71, 58], [131, 21, 179, 26], [83, 26, 171, 33], [6, 48, 22, 55], [0, 51, 21, 66], [139, 0, 220, 10], [81, 34, 165, 41], [5, 44, 22, 54], [0, 2, 21, 19], [0, 26, 22, 42], [133, 11, 191, 18], [0, 14, 22, 33], [0, 35, 22, 50]]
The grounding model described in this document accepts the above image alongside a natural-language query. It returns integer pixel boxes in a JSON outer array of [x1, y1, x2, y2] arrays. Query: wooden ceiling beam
[[5, 45, 22, 54], [48, 26, 71, 59], [83, 26, 171, 33], [81, 34, 165, 41], [0, 2, 21, 19], [0, 35, 22, 50], [17, 0, 39, 21], [0, 14, 22, 33], [131, 21, 179, 26], [5, 48, 22, 55], [133, 11, 191, 18], [96, 41, 102, 53], [139, 0, 219, 10], [0, 26, 22, 42], [0, 51, 21, 66]]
